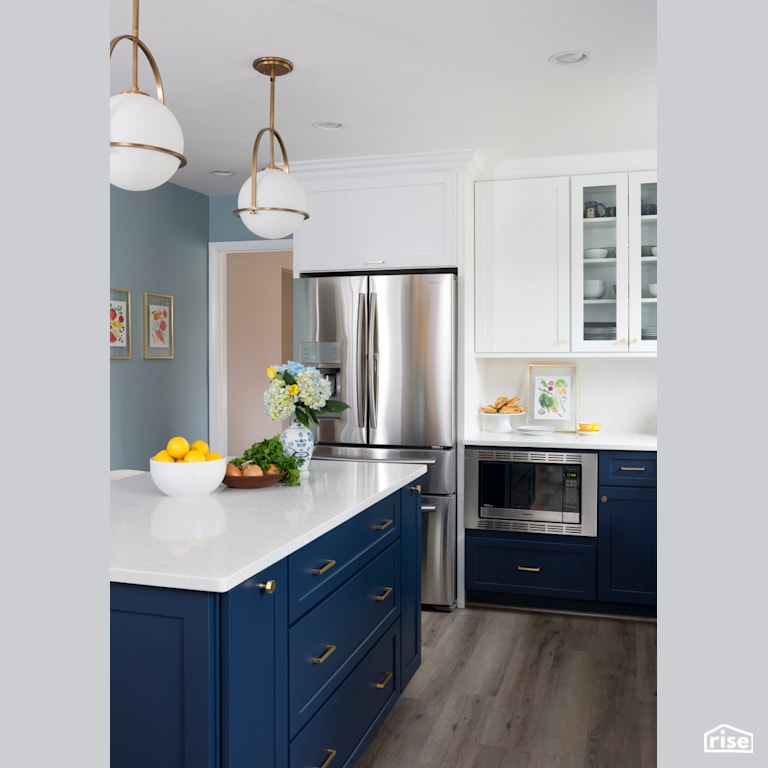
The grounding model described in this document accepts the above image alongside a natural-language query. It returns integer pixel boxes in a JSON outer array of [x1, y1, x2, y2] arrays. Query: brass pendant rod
[[131, 0, 140, 92], [268, 73, 276, 169]]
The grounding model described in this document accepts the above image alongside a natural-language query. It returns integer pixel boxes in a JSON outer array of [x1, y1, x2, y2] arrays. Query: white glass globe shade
[[237, 167, 308, 239], [110, 92, 184, 191]]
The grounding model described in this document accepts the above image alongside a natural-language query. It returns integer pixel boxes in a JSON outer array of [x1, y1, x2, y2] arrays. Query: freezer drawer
[[421, 494, 456, 609]]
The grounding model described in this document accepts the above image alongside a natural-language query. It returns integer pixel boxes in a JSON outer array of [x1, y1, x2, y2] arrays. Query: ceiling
[[109, 0, 657, 197]]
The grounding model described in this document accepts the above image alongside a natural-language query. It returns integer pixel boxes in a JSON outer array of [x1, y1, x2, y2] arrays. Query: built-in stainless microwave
[[464, 448, 598, 537]]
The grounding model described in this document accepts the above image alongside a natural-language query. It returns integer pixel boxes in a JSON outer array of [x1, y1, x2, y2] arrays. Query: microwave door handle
[[356, 292, 367, 428], [368, 291, 378, 428]]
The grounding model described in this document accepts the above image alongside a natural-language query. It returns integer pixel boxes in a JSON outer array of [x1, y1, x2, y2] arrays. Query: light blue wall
[[110, 183, 210, 469]]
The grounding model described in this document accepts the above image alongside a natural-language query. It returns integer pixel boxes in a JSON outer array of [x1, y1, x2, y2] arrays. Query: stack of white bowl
[[584, 280, 606, 299]]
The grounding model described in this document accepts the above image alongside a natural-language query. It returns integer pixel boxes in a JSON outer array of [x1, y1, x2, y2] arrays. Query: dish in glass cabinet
[[221, 472, 286, 489], [516, 425, 554, 435]]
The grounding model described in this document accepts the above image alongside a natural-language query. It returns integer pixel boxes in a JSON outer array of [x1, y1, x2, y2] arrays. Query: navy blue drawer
[[599, 451, 657, 487], [466, 535, 596, 600], [290, 622, 399, 768], [289, 543, 400, 736], [288, 493, 400, 622]]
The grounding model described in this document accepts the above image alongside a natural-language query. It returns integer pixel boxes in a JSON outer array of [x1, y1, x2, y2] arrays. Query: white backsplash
[[469, 357, 657, 435]]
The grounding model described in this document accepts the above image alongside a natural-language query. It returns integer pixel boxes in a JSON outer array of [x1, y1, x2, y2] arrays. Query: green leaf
[[230, 435, 302, 486], [321, 399, 350, 413]]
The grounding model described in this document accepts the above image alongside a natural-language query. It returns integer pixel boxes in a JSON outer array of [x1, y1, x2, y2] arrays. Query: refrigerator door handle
[[368, 291, 378, 428], [356, 292, 367, 429]]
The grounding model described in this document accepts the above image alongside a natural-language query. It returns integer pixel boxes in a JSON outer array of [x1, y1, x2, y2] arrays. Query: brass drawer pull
[[311, 644, 337, 664], [257, 579, 276, 594], [373, 671, 393, 689], [374, 519, 394, 531], [619, 466, 646, 471], [517, 565, 541, 573], [375, 587, 393, 601], [317, 748, 337, 768], [311, 559, 337, 575]]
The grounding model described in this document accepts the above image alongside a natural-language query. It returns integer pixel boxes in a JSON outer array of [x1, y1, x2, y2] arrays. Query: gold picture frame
[[143, 292, 174, 359], [527, 364, 578, 431], [110, 288, 131, 360]]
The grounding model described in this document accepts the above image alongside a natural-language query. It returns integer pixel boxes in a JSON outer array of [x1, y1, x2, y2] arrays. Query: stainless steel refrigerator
[[293, 271, 457, 609]]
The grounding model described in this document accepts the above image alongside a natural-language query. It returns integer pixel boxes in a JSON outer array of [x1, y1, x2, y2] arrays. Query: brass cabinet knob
[[601, 495, 608, 503], [257, 579, 276, 594]]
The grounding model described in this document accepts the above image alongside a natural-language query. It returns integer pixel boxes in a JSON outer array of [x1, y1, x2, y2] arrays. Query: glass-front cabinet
[[571, 171, 657, 353]]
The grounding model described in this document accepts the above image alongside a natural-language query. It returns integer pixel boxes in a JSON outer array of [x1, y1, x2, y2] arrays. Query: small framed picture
[[110, 289, 131, 360], [143, 292, 174, 359], [527, 364, 578, 431]]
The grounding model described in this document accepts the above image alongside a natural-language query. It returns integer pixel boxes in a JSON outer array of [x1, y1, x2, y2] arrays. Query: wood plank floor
[[356, 606, 656, 768]]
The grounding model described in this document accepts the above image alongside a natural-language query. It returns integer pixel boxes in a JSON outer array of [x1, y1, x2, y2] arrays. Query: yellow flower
[[266, 366, 276, 379], [288, 384, 300, 396]]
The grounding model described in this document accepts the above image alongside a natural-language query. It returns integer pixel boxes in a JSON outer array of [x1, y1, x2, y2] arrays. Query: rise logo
[[704, 724, 754, 754]]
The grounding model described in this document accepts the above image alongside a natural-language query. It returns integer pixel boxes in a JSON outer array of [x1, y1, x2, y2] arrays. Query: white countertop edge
[[110, 460, 427, 593], [463, 430, 656, 451]]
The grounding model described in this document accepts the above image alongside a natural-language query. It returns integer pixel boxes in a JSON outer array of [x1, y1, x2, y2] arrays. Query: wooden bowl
[[221, 472, 286, 489]]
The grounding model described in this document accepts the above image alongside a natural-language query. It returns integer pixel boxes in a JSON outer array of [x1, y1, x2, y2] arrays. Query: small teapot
[[584, 201, 607, 219]]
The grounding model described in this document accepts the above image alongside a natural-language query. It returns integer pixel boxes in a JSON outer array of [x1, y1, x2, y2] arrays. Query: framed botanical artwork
[[527, 364, 578, 431], [110, 289, 131, 359], [143, 292, 174, 359]]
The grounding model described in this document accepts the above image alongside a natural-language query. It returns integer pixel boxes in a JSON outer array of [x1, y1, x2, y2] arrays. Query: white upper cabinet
[[291, 153, 481, 274], [570, 171, 657, 354], [474, 176, 570, 354]]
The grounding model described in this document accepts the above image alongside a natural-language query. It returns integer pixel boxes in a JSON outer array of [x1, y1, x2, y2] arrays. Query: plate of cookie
[[480, 396, 526, 432]]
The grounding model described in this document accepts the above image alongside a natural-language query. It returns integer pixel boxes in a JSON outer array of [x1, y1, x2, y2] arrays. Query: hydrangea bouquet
[[264, 361, 349, 428]]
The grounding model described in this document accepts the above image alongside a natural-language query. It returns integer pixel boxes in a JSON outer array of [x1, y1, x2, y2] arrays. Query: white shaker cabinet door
[[475, 176, 570, 354]]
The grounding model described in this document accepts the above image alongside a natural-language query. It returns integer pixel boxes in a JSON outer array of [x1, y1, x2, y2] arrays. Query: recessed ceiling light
[[548, 50, 588, 65], [313, 121, 343, 131], [209, 169, 236, 177]]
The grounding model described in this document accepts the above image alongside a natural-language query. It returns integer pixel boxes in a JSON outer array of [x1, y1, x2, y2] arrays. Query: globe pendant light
[[110, 0, 186, 191], [233, 57, 309, 239]]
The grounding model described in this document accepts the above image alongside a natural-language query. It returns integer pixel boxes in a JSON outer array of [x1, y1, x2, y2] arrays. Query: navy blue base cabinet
[[597, 451, 657, 606], [465, 451, 657, 617], [111, 560, 286, 768], [111, 486, 421, 768]]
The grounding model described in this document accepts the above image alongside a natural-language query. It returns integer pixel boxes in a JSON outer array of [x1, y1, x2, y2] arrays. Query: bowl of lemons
[[150, 436, 227, 497]]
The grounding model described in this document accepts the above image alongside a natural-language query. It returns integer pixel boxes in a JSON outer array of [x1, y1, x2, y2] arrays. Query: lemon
[[205, 452, 223, 461], [153, 449, 174, 462], [190, 439, 210, 455], [183, 449, 206, 462], [167, 436, 190, 459]]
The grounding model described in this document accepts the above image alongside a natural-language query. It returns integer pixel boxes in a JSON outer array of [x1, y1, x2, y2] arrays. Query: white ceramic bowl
[[584, 248, 608, 260], [648, 283, 658, 297], [584, 279, 606, 299], [149, 457, 227, 497], [651, 246, 657, 257]]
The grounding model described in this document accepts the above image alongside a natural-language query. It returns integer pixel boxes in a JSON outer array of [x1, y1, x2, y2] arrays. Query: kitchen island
[[111, 459, 426, 768]]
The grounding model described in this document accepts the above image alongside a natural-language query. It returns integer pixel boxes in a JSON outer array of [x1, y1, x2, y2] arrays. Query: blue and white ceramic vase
[[280, 416, 314, 475]]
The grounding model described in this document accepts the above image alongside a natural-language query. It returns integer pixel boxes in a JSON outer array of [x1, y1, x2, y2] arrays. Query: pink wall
[[226, 250, 294, 455]]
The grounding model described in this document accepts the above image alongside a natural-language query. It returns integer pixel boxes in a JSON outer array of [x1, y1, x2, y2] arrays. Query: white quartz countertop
[[111, 459, 426, 593], [464, 430, 657, 452]]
